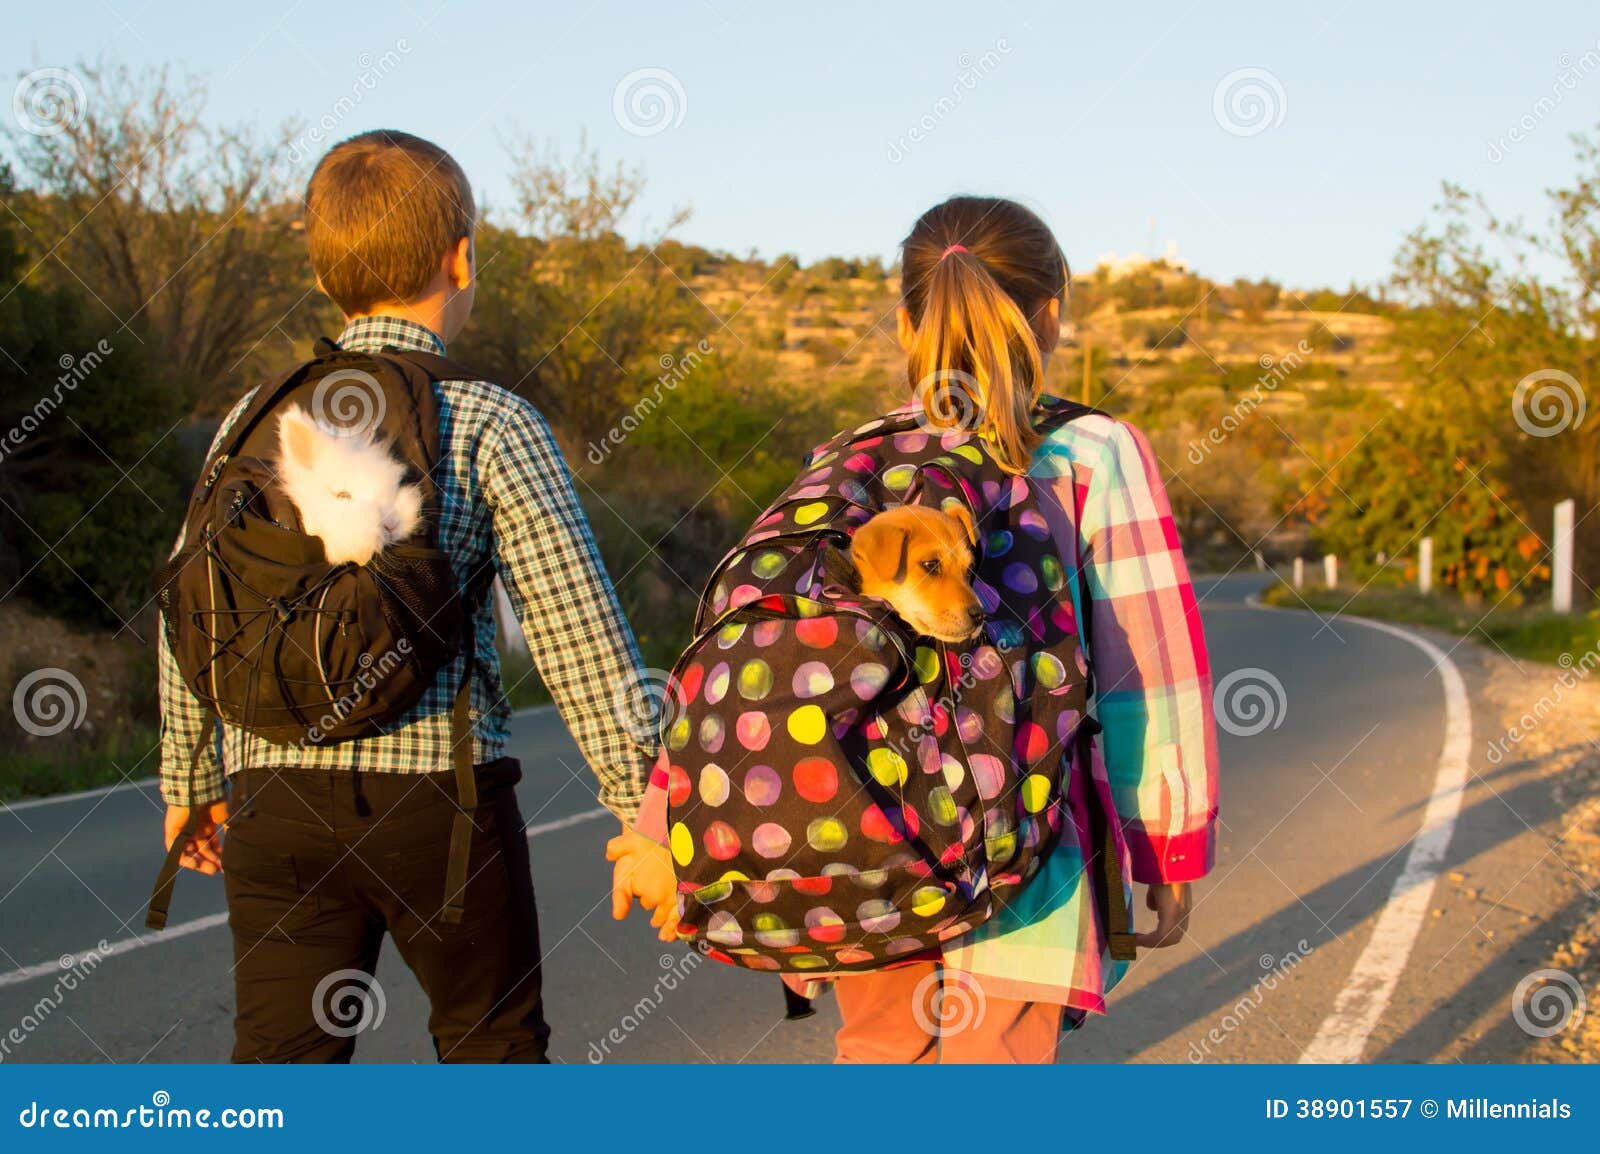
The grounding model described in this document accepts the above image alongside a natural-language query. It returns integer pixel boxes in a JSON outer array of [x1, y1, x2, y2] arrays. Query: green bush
[[1302, 396, 1544, 602], [0, 180, 190, 628], [574, 351, 885, 668]]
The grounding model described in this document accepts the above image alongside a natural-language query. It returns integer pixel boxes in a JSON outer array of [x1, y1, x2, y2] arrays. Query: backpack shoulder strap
[[380, 349, 491, 389], [1033, 395, 1107, 433], [205, 362, 318, 474], [373, 348, 499, 470], [1031, 395, 1136, 960], [365, 345, 495, 926]]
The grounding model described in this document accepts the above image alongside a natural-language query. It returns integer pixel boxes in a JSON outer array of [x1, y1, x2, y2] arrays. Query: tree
[[1226, 278, 1281, 324], [1304, 396, 1543, 602], [452, 137, 705, 444], [0, 165, 189, 629], [4, 62, 319, 409], [1390, 126, 1600, 590]]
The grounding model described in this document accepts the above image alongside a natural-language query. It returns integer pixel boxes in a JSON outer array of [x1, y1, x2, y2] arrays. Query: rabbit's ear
[[390, 483, 423, 540], [278, 406, 321, 470]]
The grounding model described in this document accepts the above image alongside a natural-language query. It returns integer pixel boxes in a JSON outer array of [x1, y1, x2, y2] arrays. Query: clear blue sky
[[9, 1, 1599, 288]]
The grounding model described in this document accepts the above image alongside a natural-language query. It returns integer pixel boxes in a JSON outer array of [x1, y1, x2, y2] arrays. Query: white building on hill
[[1095, 240, 1189, 280]]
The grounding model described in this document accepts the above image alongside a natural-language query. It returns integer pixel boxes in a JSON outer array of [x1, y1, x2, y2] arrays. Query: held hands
[[163, 800, 230, 875], [606, 828, 681, 943], [1135, 881, 1191, 949]]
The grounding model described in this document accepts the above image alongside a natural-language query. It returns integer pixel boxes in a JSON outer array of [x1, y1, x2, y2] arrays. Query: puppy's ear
[[278, 406, 321, 470], [946, 502, 979, 549], [820, 542, 861, 593], [852, 519, 910, 585]]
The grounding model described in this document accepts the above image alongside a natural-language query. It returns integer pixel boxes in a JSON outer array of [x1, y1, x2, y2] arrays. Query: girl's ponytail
[[900, 198, 1069, 475]]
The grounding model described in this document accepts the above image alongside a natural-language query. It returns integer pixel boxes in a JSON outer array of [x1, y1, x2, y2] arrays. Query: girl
[[825, 195, 1219, 1063], [611, 195, 1218, 1064]]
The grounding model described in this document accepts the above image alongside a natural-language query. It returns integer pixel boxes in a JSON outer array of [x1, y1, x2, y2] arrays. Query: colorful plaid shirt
[[157, 315, 656, 821], [941, 408, 1219, 1011]]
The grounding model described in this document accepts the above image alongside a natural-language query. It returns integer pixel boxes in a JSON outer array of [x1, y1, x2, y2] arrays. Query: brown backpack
[[148, 341, 489, 929]]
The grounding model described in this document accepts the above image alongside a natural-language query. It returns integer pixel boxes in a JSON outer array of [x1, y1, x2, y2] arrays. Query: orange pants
[[832, 963, 1063, 1064]]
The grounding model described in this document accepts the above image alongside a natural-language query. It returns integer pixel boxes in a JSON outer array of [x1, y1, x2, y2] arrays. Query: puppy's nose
[[968, 607, 986, 625]]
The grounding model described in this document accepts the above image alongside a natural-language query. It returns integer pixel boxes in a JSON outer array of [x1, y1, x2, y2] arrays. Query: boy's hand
[[163, 800, 230, 875], [1135, 881, 1191, 948], [606, 828, 680, 942]]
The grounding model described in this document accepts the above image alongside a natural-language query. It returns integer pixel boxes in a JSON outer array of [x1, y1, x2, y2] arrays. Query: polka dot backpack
[[661, 399, 1099, 973]]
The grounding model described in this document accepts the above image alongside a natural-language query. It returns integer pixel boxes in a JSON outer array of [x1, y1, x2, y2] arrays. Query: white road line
[[522, 806, 610, 839], [0, 704, 559, 815], [0, 801, 606, 990], [0, 913, 232, 989], [1247, 594, 1473, 1063], [1, 778, 158, 812]]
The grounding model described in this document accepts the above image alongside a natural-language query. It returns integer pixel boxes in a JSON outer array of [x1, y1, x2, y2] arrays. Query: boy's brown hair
[[304, 130, 475, 316]]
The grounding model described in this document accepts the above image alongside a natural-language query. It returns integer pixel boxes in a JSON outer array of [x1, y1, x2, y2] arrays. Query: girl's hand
[[1135, 882, 1190, 948], [606, 828, 681, 942]]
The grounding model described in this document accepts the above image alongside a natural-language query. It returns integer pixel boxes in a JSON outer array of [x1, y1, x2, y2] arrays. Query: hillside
[[681, 252, 1398, 414]]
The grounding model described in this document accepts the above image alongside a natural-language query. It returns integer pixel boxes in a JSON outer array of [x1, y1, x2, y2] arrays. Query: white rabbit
[[275, 405, 422, 566]]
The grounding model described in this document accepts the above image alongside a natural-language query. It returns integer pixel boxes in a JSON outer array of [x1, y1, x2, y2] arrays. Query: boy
[[158, 129, 674, 1063]]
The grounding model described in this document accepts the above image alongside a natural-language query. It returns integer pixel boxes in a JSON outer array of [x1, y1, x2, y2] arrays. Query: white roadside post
[[1293, 557, 1304, 589], [1324, 553, 1338, 588], [493, 575, 531, 658], [1419, 537, 1433, 595], [1553, 498, 1575, 613]]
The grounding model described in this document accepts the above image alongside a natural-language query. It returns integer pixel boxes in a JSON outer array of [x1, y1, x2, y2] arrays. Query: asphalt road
[[0, 574, 1579, 1063]]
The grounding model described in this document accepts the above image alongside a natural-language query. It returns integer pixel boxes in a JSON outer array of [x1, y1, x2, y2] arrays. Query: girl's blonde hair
[[900, 196, 1069, 474]]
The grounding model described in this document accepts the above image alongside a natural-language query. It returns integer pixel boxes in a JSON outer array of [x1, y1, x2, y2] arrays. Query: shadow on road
[[1068, 746, 1575, 1062]]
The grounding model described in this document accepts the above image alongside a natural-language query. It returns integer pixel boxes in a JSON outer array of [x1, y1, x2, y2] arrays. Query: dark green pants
[[223, 758, 548, 1063]]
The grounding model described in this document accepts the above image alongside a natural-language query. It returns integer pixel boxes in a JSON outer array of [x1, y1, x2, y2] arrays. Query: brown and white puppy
[[826, 504, 985, 643]]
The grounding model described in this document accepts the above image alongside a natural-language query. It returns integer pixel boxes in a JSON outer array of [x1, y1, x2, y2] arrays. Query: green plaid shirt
[[157, 315, 655, 820]]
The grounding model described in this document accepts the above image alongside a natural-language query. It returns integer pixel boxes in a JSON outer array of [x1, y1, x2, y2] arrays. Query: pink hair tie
[[940, 244, 969, 259]]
